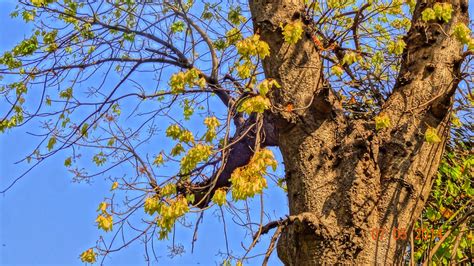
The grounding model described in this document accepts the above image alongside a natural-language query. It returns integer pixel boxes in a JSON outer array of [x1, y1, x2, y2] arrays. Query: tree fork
[[247, 0, 469, 264]]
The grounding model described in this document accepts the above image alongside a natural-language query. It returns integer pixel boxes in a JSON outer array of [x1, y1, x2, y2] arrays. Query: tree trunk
[[249, 0, 469, 264]]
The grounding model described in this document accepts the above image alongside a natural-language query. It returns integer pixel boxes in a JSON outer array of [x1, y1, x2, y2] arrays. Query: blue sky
[[0, 1, 287, 265]]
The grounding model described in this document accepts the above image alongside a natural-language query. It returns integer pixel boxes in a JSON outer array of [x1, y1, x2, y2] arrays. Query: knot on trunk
[[276, 212, 335, 265]]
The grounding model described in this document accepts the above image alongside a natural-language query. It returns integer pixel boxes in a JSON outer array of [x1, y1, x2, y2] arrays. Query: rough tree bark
[[246, 0, 469, 264]]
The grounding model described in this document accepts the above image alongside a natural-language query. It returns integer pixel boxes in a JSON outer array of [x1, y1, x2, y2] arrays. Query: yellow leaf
[[230, 149, 276, 201], [331, 65, 344, 77], [80, 248, 97, 263], [212, 188, 227, 206], [96, 214, 113, 232], [375, 113, 391, 130], [425, 127, 441, 143], [144, 197, 160, 215], [110, 182, 118, 191], [280, 21, 304, 44], [238, 95, 271, 114], [236, 34, 270, 59], [440, 206, 454, 219], [257, 79, 280, 96], [161, 183, 177, 197], [97, 202, 107, 214], [451, 114, 462, 128], [153, 153, 165, 166]]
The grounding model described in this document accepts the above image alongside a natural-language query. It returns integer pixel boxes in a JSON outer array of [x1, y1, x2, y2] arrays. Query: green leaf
[[166, 124, 182, 140], [64, 157, 72, 167], [81, 123, 89, 138], [228, 6, 245, 25], [433, 3, 453, 23], [59, 87, 73, 99], [387, 38, 406, 55], [92, 152, 107, 166], [170, 21, 185, 33], [107, 137, 115, 146], [421, 8, 436, 22], [453, 23, 471, 44], [47, 136, 57, 151], [186, 194, 195, 204]]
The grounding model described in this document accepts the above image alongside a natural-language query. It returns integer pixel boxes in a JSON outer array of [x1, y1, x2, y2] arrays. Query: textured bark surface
[[247, 0, 469, 264]]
